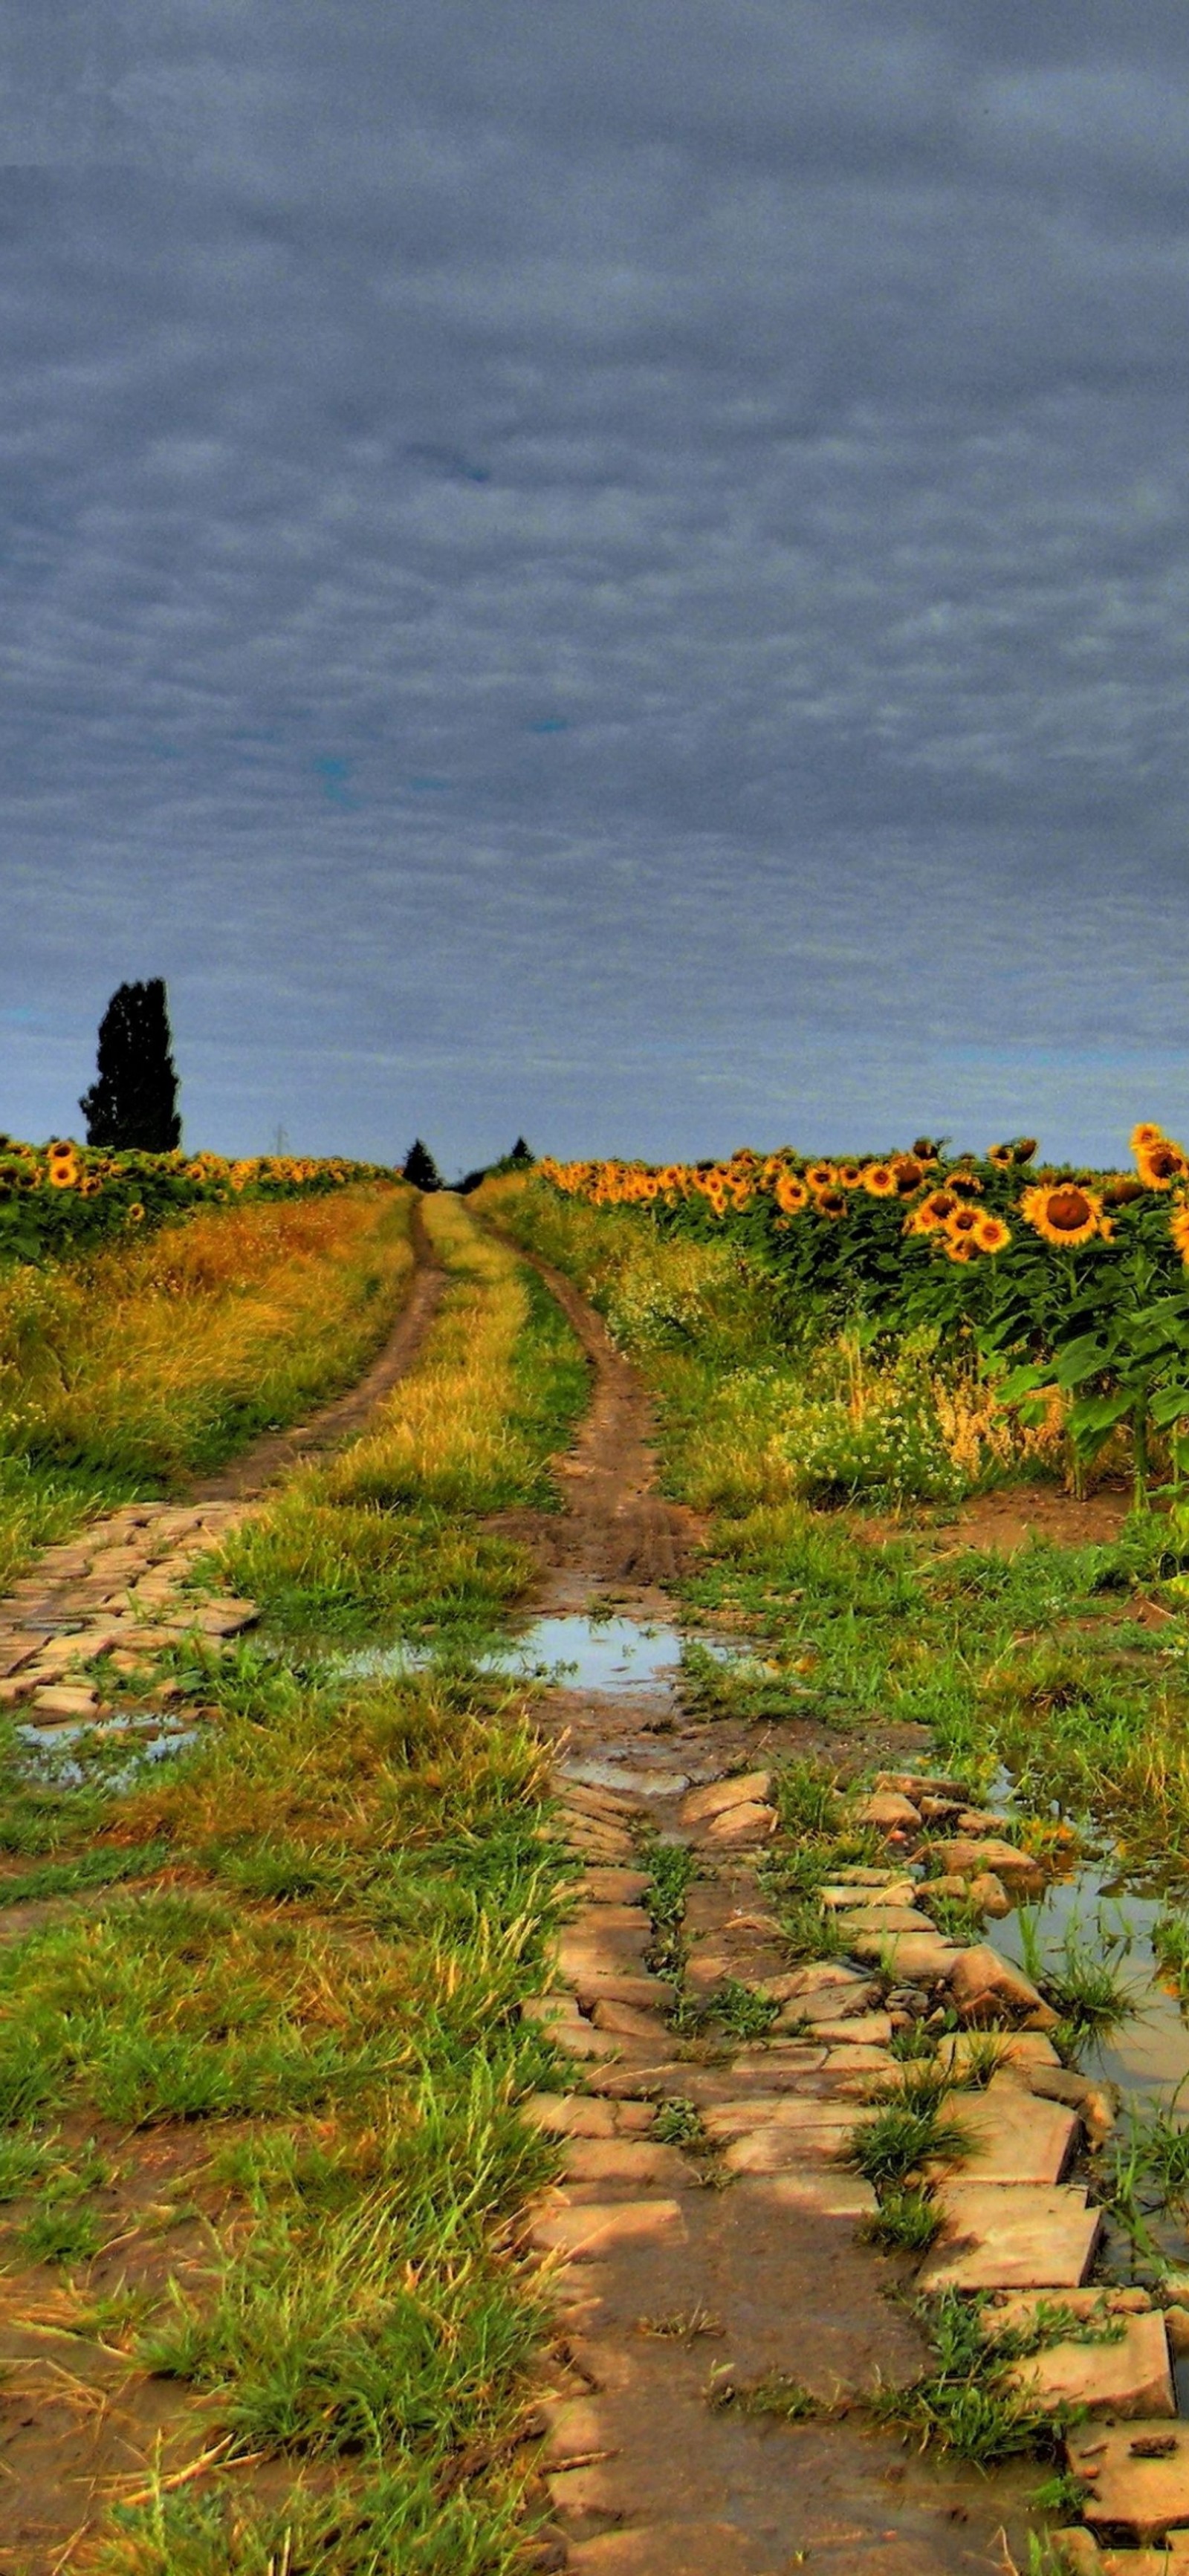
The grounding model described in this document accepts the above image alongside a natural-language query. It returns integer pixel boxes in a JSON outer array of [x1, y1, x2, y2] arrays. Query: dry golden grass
[[0, 1188, 415, 1589]]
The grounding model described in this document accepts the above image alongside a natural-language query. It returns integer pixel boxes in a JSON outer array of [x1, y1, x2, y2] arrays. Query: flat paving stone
[[1069, 2420, 1189, 2543], [785, 2011, 894, 2047], [528, 2196, 689, 2259], [581, 1869, 652, 1903], [942, 2072, 1080, 2184], [721, 2116, 853, 2173], [563, 2139, 698, 2189], [678, 1771, 773, 1827], [701, 1802, 776, 1849], [847, 1930, 959, 1979], [571, 1972, 674, 2013], [730, 2167, 879, 2222], [566, 2522, 774, 2575], [921, 2182, 1102, 2291], [1011, 2311, 1173, 2421]]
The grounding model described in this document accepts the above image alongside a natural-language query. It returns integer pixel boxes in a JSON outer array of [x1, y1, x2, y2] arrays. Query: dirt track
[[507, 1243, 1040, 2576], [190, 1194, 447, 1501]]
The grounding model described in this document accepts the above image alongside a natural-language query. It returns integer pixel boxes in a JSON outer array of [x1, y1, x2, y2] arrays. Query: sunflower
[[1131, 1123, 1165, 1154], [835, 1162, 864, 1188], [946, 1171, 983, 1197], [1020, 1183, 1101, 1248], [48, 1160, 78, 1189], [126, 1201, 146, 1223], [814, 1186, 848, 1219], [1137, 1138, 1189, 1190], [892, 1157, 927, 1197], [945, 1236, 975, 1264], [916, 1188, 959, 1230], [1171, 1201, 1189, 1265], [862, 1163, 898, 1197], [1014, 1138, 1038, 1164], [1102, 1175, 1145, 1207], [988, 1144, 1014, 1169], [774, 1172, 809, 1216], [945, 1204, 981, 1241], [973, 1213, 1011, 1254], [805, 1162, 835, 1193]]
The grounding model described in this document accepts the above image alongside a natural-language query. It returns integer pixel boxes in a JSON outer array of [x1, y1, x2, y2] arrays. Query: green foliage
[[81, 978, 181, 1154]]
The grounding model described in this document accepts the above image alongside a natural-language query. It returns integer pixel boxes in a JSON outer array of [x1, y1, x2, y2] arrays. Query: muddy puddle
[[334, 1610, 737, 1695]]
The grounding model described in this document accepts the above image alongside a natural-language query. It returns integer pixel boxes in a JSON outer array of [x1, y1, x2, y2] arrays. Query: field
[[4, 1149, 1189, 2569]]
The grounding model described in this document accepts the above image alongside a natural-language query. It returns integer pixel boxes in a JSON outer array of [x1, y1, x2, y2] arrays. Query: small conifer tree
[[80, 979, 181, 1152], [402, 1138, 441, 1191]]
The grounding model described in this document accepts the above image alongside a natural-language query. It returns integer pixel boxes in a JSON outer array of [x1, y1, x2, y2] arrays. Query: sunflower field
[[538, 1125, 1189, 1500], [0, 1137, 396, 1265]]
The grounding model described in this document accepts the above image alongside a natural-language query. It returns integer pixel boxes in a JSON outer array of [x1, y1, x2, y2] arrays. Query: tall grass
[[0, 1194, 587, 2571], [0, 1187, 415, 1592], [219, 1195, 589, 1641]]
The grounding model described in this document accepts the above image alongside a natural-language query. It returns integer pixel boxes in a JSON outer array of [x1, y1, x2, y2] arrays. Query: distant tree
[[508, 1136, 534, 1166], [402, 1138, 441, 1191], [80, 979, 181, 1152]]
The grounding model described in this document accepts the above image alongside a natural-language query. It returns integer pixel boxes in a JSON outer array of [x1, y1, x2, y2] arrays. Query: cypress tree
[[402, 1138, 441, 1191], [80, 979, 181, 1152]]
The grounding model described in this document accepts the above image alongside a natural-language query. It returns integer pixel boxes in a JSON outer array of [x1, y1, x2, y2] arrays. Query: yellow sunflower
[[945, 1204, 982, 1242], [988, 1144, 1014, 1169], [916, 1188, 959, 1230], [892, 1156, 927, 1198], [861, 1162, 898, 1197], [1170, 1201, 1189, 1265], [48, 1160, 78, 1189], [973, 1213, 1011, 1254], [1020, 1183, 1101, 1248], [814, 1186, 848, 1219], [945, 1236, 975, 1264], [946, 1171, 983, 1197], [1102, 1174, 1145, 1207], [774, 1172, 809, 1216], [1137, 1138, 1189, 1190], [805, 1162, 835, 1193], [1131, 1122, 1165, 1154], [835, 1161, 864, 1188], [126, 1201, 146, 1223]]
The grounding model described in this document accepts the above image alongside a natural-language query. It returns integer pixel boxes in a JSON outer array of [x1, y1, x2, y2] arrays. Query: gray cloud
[[3, 4, 1189, 1167]]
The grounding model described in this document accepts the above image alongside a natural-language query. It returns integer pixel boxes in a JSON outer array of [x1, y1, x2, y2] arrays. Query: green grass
[[0, 1194, 592, 2571], [216, 1199, 589, 1645]]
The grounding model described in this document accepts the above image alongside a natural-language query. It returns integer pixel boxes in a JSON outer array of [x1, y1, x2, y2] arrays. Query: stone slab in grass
[[563, 2138, 699, 2190], [528, 2195, 689, 2259], [732, 2167, 879, 2222], [920, 2182, 1101, 2291], [580, 1867, 652, 1903], [568, 2522, 773, 2575], [942, 2072, 1080, 2186], [1011, 2311, 1173, 2421], [1068, 2420, 1189, 2543], [847, 1929, 959, 1982], [679, 1771, 772, 1827]]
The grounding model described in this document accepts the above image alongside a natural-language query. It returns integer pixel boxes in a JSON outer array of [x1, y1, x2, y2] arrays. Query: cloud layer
[[4, 3, 1189, 1167]]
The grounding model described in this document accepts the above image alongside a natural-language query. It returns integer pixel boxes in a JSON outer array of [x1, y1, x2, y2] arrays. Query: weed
[[707, 2369, 822, 2420], [635, 2305, 725, 2341], [849, 2100, 973, 2187], [860, 2186, 941, 2252], [18, 2199, 103, 2267], [652, 2098, 706, 2148], [707, 1979, 781, 2040], [869, 2291, 1068, 2465]]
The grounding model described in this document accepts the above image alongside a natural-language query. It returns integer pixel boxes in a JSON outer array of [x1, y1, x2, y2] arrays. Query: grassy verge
[[0, 1195, 589, 2571], [0, 1186, 416, 1584], [218, 1193, 589, 1644], [483, 1175, 1189, 1863]]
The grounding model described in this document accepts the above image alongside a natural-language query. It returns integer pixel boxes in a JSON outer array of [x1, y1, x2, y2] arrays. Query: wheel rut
[[511, 1250, 1041, 2576], [191, 1193, 447, 1501]]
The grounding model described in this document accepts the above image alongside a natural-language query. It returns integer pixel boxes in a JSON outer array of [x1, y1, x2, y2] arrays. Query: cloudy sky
[[4, 2, 1189, 1172]]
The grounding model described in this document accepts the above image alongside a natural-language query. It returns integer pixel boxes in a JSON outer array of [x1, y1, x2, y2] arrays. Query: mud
[[506, 1242, 1042, 2576]]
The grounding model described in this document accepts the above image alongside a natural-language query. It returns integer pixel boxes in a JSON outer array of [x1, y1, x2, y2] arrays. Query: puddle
[[336, 1613, 734, 1697], [15, 1717, 201, 1791], [988, 1855, 1189, 2114]]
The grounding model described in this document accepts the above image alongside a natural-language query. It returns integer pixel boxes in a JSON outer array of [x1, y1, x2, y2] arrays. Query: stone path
[[495, 1243, 1189, 2572]]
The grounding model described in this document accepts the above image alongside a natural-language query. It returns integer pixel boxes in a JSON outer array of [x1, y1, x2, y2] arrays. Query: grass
[[0, 1192, 592, 2570], [849, 2098, 973, 2188], [216, 1195, 589, 1644], [486, 1172, 1189, 1864], [868, 2291, 1073, 2467]]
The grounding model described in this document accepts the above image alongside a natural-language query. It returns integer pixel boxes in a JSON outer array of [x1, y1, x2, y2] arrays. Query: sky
[[4, 2, 1189, 1175]]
